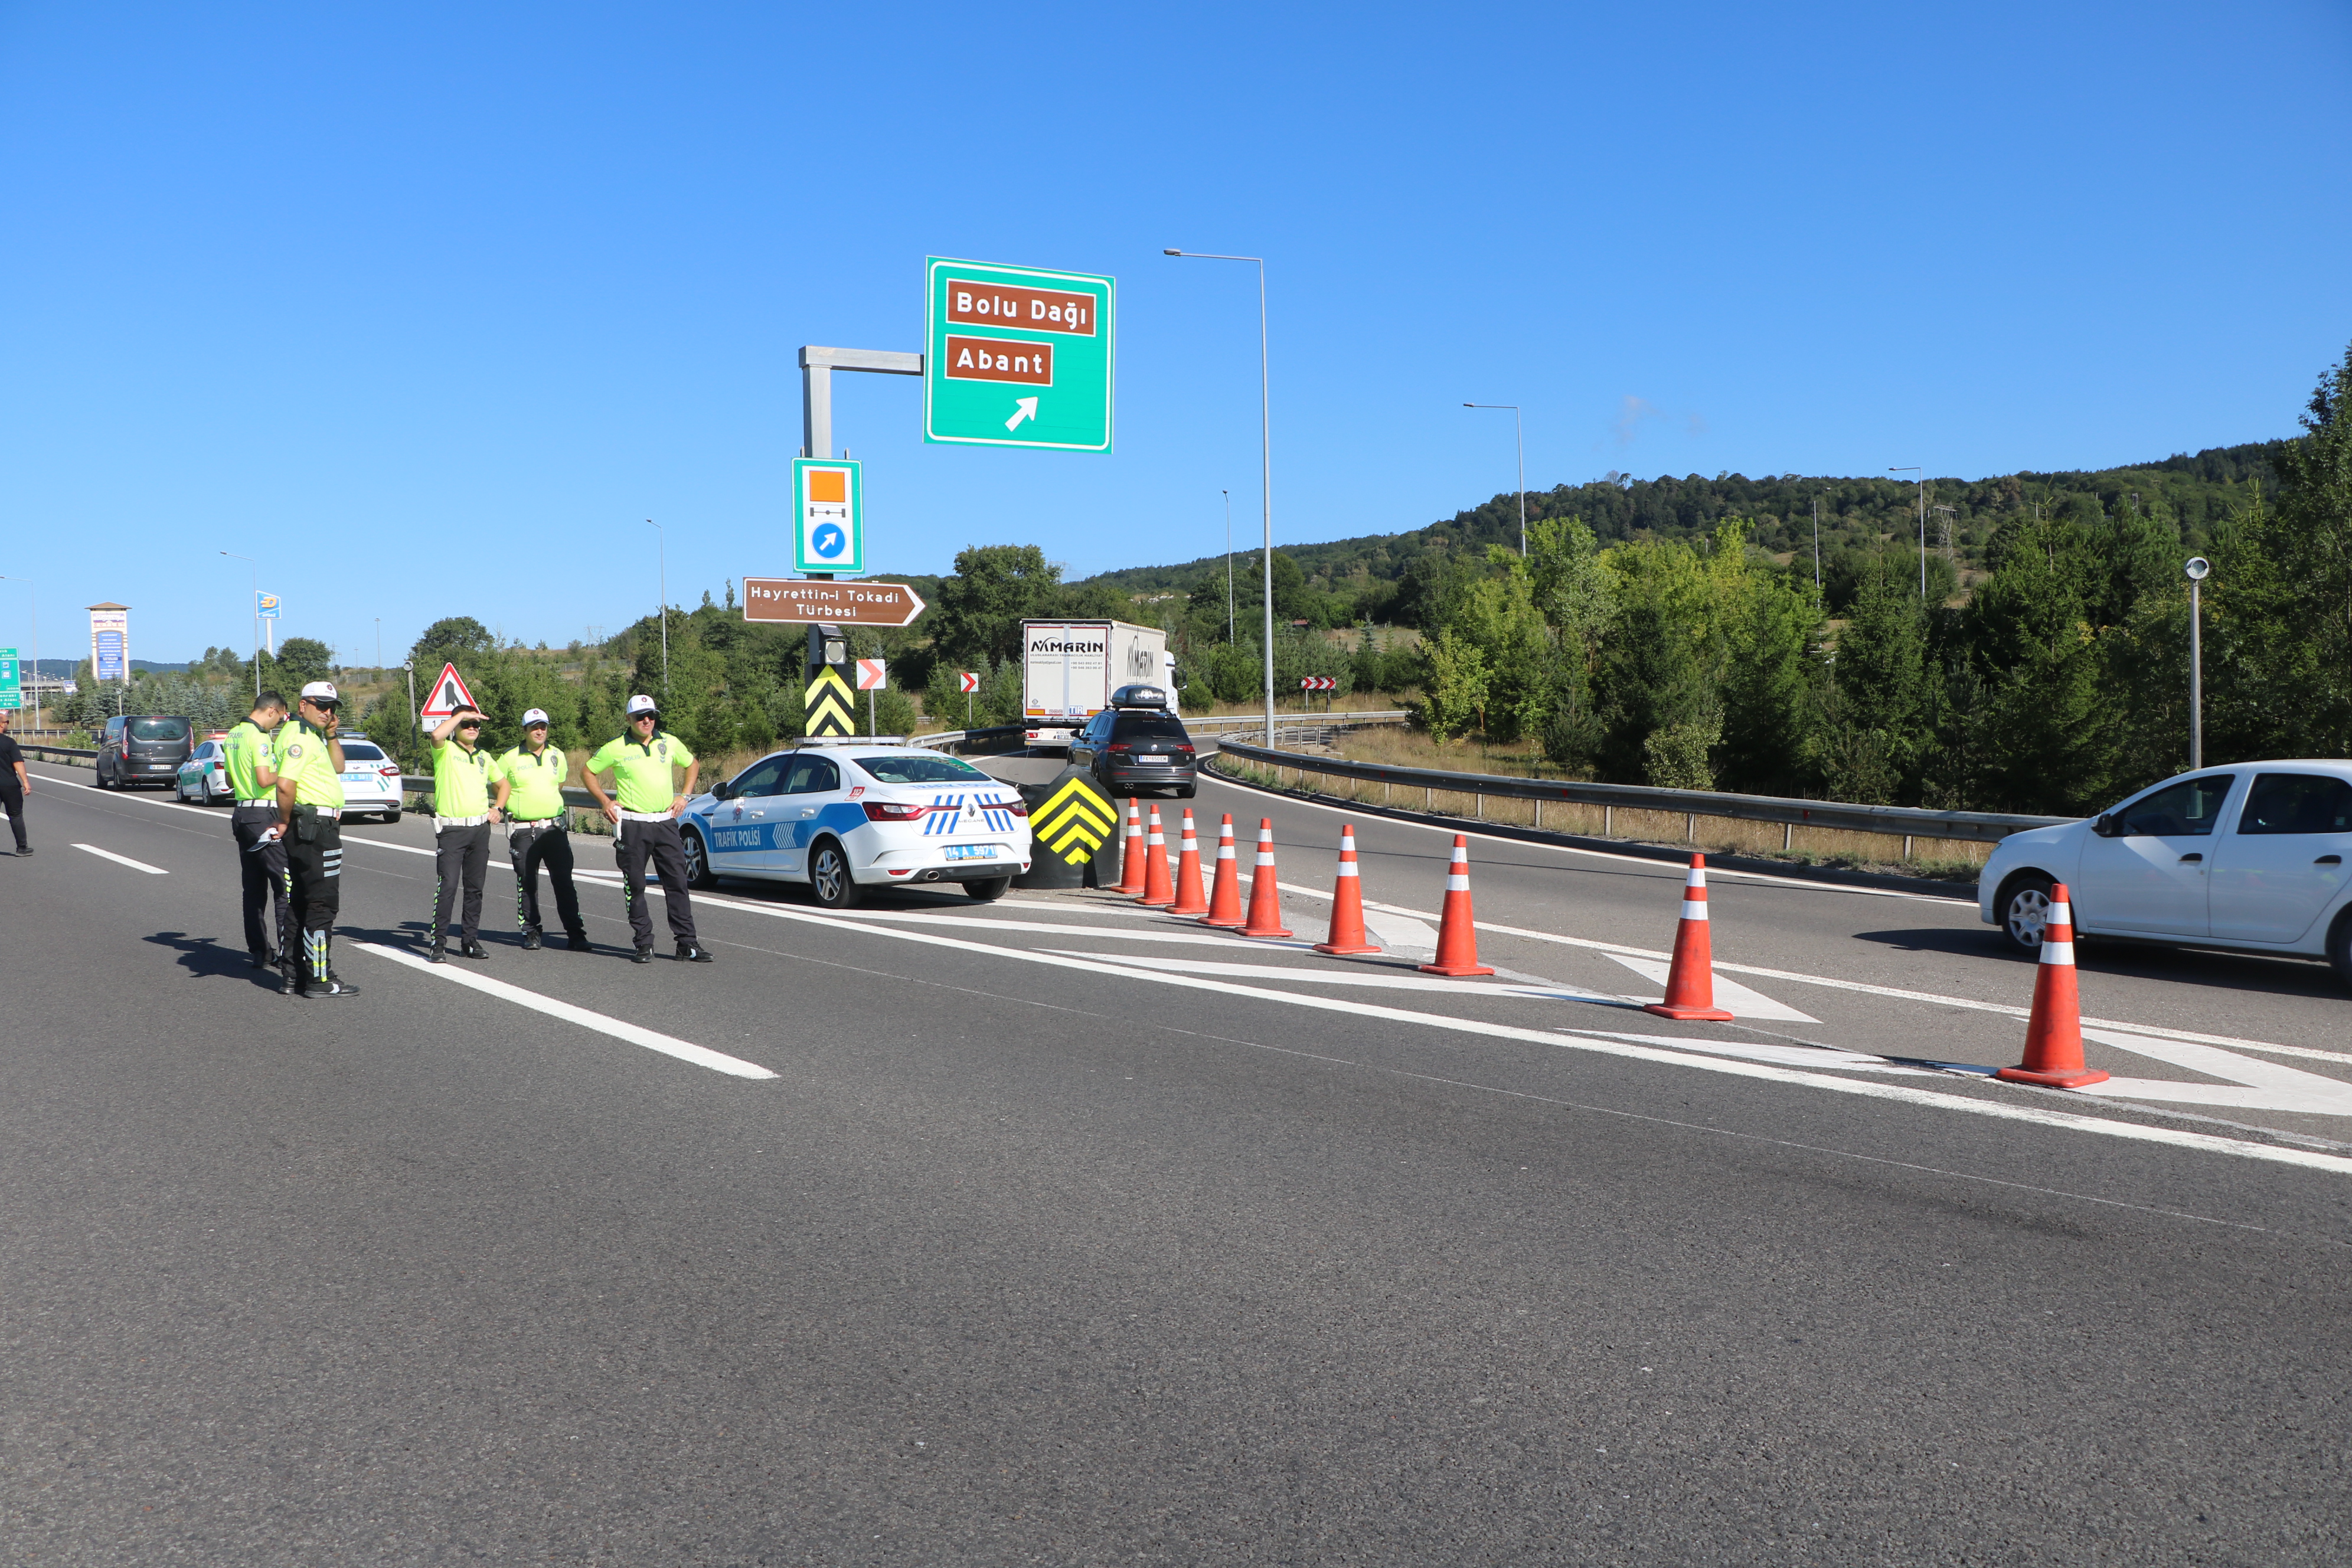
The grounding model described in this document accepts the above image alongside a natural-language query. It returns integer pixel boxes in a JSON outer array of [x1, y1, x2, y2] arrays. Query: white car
[[336, 735, 405, 823], [1981, 762, 2352, 985], [175, 737, 236, 805], [678, 741, 1032, 907]]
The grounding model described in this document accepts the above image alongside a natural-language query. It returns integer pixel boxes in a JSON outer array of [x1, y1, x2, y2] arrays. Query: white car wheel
[[1998, 874, 2055, 957]]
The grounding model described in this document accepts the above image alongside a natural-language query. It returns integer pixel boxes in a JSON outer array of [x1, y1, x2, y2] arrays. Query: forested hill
[[1077, 439, 2287, 597]]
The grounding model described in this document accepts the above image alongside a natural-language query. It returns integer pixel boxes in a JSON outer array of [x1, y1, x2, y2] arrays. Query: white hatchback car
[[677, 741, 1032, 907], [1981, 762, 2352, 984]]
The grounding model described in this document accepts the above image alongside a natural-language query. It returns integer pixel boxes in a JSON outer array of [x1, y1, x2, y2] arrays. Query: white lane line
[[1040, 949, 1631, 1001], [669, 892, 2352, 1176], [351, 941, 776, 1080], [1599, 952, 1820, 1023], [1207, 770, 1974, 902], [72, 842, 168, 874]]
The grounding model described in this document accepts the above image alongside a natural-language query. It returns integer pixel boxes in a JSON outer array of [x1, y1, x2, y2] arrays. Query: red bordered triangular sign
[[418, 662, 481, 719]]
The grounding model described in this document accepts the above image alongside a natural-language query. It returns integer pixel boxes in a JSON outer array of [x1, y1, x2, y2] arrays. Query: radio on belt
[[1110, 683, 1169, 710]]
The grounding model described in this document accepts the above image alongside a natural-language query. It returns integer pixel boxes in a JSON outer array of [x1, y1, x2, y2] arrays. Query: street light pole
[[1887, 468, 1925, 600], [1166, 249, 1274, 744], [0, 576, 37, 733], [1223, 488, 1234, 643], [2186, 557, 2210, 770], [1463, 403, 1525, 555], [646, 519, 668, 699], [220, 551, 259, 700], [1812, 494, 1823, 596]]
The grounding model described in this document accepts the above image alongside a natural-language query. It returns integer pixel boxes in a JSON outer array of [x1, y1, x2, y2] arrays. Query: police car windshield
[[853, 753, 990, 785]]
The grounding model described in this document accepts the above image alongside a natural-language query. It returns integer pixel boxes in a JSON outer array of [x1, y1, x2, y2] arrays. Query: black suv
[[1072, 687, 1196, 798], [96, 714, 195, 790]]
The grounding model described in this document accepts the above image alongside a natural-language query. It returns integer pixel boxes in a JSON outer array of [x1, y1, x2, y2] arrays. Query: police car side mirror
[[710, 779, 733, 800], [2092, 812, 2122, 838]]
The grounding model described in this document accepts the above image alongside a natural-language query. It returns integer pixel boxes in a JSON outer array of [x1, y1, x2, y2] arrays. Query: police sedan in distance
[[1981, 760, 2352, 985], [677, 740, 1031, 908]]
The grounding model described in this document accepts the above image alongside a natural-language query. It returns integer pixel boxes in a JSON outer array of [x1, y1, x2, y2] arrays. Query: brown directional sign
[[741, 578, 926, 627]]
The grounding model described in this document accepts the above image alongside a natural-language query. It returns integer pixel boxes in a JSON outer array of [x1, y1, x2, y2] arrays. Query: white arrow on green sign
[[923, 257, 1114, 453]]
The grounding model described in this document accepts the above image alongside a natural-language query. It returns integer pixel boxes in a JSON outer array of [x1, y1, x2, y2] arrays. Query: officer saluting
[[269, 681, 358, 997], [584, 694, 711, 965], [223, 689, 290, 971], [423, 704, 499, 962], [494, 707, 588, 952]]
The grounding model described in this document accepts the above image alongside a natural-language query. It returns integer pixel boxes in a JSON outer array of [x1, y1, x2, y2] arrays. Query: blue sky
[[4, 2, 2347, 667]]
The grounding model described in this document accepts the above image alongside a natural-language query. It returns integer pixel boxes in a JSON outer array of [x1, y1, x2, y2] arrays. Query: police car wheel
[[680, 827, 716, 890], [381, 808, 401, 825], [808, 839, 863, 909], [963, 876, 1012, 902]]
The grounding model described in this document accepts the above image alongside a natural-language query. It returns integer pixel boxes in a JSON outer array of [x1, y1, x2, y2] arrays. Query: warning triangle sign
[[419, 662, 481, 719]]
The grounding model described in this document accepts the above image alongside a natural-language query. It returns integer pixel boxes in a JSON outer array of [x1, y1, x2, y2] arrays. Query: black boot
[[567, 931, 591, 952], [629, 947, 654, 964], [426, 940, 447, 965], [521, 929, 543, 951], [677, 942, 713, 963], [251, 949, 278, 971], [302, 974, 361, 998], [460, 939, 489, 961]]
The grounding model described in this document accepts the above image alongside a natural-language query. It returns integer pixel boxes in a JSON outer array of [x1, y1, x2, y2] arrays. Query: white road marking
[[71, 843, 168, 874], [673, 893, 2352, 1175], [1043, 949, 1630, 1001], [351, 941, 776, 1080], [1599, 952, 1819, 1023], [2075, 1029, 2352, 1117]]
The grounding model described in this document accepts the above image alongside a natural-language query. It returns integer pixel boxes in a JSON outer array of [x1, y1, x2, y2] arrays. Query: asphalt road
[[6, 759, 2348, 1566]]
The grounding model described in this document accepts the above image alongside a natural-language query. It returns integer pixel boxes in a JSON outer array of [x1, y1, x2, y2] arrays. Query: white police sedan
[[1981, 761, 2352, 985], [677, 741, 1031, 908]]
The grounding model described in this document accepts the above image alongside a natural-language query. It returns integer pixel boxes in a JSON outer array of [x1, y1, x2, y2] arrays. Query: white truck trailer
[[1021, 619, 1175, 749]]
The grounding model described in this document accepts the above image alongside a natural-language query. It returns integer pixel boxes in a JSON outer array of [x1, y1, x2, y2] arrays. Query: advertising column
[[88, 602, 129, 684]]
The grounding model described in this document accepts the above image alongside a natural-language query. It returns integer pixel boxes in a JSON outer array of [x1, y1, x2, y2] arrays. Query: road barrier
[[910, 711, 1406, 754], [1211, 738, 2067, 851]]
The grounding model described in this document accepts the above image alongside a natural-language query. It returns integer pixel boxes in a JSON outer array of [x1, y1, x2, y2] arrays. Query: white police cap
[[626, 694, 659, 718], [301, 681, 339, 703], [521, 707, 551, 727]]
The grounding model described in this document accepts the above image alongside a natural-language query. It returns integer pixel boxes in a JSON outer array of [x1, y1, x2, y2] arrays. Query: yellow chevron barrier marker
[[1030, 774, 1119, 864], [804, 665, 858, 737]]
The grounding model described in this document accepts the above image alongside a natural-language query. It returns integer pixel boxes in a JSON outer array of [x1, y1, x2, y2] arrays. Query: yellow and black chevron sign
[[803, 666, 857, 737], [1030, 774, 1119, 864]]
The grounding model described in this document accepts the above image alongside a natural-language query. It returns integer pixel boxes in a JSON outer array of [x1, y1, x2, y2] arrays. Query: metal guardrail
[[909, 711, 1408, 753], [1213, 739, 2069, 847], [24, 744, 98, 762]]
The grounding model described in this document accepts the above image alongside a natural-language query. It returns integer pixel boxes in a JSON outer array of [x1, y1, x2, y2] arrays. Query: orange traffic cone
[[1115, 798, 1145, 896], [1997, 883, 2109, 1088], [1419, 834, 1495, 976], [1139, 805, 1176, 907], [1239, 818, 1293, 939], [1314, 824, 1381, 955], [1170, 809, 1210, 916], [1199, 815, 1246, 928], [1642, 854, 1734, 1021]]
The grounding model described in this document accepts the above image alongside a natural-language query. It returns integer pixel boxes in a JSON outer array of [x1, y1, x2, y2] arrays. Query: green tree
[[1822, 560, 1929, 803], [1955, 522, 2110, 813], [273, 638, 334, 693], [1421, 629, 1489, 744], [930, 545, 1064, 668]]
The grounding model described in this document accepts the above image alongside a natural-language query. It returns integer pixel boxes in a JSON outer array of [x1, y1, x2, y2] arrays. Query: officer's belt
[[237, 796, 275, 808], [435, 814, 492, 828], [507, 815, 564, 829], [617, 809, 674, 823], [293, 804, 339, 819]]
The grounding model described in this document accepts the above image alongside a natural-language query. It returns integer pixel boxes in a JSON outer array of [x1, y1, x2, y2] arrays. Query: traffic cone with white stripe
[[1199, 815, 1246, 928], [1418, 834, 1495, 976], [1139, 804, 1176, 907], [1239, 818, 1293, 939], [1642, 854, 1734, 1021], [1170, 809, 1211, 916], [1997, 883, 2109, 1088], [1314, 824, 1381, 955], [1115, 798, 1145, 896]]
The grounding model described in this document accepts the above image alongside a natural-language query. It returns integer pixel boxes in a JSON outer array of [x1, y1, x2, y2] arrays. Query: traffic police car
[[677, 739, 1032, 908]]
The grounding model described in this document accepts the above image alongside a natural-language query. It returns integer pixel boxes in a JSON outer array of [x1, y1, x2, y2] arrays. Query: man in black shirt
[[0, 709, 29, 855]]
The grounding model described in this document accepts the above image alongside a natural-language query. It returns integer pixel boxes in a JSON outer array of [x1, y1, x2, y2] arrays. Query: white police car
[[678, 740, 1031, 908]]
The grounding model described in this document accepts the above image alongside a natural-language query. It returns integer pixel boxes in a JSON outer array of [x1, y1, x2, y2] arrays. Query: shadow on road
[[1854, 925, 2344, 1002], [143, 930, 281, 990]]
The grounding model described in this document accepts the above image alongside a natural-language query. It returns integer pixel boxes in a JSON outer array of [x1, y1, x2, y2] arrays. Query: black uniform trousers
[[430, 821, 492, 946], [615, 816, 698, 950], [0, 779, 25, 852], [508, 821, 584, 938], [283, 806, 344, 984], [232, 805, 290, 960]]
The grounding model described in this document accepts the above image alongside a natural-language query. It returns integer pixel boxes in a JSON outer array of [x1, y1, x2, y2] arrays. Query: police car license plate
[[341, 773, 372, 782], [945, 845, 998, 861]]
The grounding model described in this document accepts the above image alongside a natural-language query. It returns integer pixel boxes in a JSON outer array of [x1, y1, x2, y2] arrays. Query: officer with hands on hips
[[584, 693, 711, 964], [223, 688, 290, 971], [424, 704, 500, 962], [267, 681, 358, 997], [494, 706, 589, 952]]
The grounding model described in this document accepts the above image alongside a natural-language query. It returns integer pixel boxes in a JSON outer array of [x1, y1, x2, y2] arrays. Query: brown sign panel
[[741, 579, 927, 628], [942, 277, 1097, 336], [943, 335, 1053, 386]]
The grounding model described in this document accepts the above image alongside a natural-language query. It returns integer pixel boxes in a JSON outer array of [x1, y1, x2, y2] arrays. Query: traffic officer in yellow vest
[[492, 707, 587, 952], [268, 681, 358, 997], [424, 704, 501, 962], [584, 693, 711, 963], [223, 689, 290, 971]]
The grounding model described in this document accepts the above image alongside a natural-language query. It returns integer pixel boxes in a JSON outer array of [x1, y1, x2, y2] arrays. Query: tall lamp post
[[1463, 403, 1526, 555], [1165, 248, 1274, 744], [0, 576, 37, 733], [1222, 488, 1234, 643], [1887, 467, 1925, 600], [646, 519, 668, 699], [220, 551, 260, 700], [2186, 557, 2210, 769]]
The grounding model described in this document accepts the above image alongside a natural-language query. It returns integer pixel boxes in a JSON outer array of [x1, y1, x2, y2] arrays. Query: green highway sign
[[924, 256, 1114, 453], [0, 647, 18, 710]]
